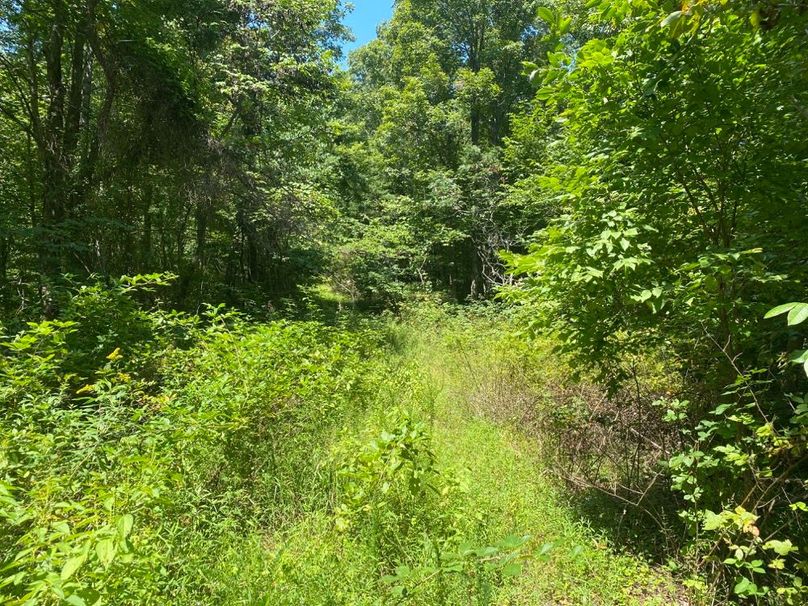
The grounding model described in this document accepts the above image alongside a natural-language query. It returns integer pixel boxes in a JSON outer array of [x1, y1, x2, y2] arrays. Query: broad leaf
[[787, 303, 808, 326], [764, 302, 799, 319], [117, 514, 134, 539], [61, 554, 86, 581], [537, 7, 555, 24]]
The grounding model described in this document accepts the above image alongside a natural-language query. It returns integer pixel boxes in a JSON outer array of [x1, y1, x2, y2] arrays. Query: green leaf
[[763, 539, 796, 556], [95, 538, 116, 567], [61, 554, 87, 581], [764, 302, 799, 319], [522, 60, 539, 73], [117, 514, 134, 539], [501, 562, 523, 577], [497, 534, 529, 549], [787, 303, 808, 326], [475, 546, 499, 558], [660, 11, 683, 28], [536, 87, 554, 101], [71, 588, 100, 606], [703, 510, 725, 531], [537, 7, 555, 25], [790, 349, 808, 364], [395, 564, 411, 577], [733, 577, 755, 596]]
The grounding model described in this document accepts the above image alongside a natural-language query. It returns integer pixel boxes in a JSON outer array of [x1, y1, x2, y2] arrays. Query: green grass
[[201, 307, 684, 604], [1, 299, 685, 605], [408, 310, 683, 605]]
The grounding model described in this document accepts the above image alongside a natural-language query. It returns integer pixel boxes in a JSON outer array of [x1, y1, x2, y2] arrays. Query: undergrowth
[[1, 280, 687, 604], [396, 301, 807, 605]]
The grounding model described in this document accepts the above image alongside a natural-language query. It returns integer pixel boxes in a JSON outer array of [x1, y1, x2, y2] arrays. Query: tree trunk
[[40, 0, 68, 275], [33, 0, 100, 277], [195, 199, 209, 272], [40, 152, 67, 275], [0, 237, 9, 285], [141, 182, 153, 272], [470, 108, 481, 146], [469, 241, 482, 299]]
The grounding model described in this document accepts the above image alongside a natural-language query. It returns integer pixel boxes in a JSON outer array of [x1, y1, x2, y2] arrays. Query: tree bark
[[0, 236, 9, 285], [141, 181, 153, 272], [470, 108, 481, 146], [40, 0, 68, 275], [195, 199, 209, 272]]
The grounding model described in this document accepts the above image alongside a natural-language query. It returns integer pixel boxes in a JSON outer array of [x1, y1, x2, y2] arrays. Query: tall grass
[[1, 283, 681, 605]]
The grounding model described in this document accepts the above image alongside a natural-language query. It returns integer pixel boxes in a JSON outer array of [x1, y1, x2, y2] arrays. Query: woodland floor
[[407, 323, 686, 605], [211, 313, 689, 605]]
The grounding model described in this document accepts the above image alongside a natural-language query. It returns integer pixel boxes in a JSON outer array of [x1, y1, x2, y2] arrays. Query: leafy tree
[[503, 1, 808, 599], [332, 0, 546, 300], [506, 0, 808, 384], [0, 0, 349, 310]]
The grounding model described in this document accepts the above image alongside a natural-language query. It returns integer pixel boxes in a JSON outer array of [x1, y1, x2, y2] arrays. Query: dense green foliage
[[328, 0, 547, 301], [1, 0, 807, 604], [506, 0, 807, 382], [502, 1, 808, 602], [0, 0, 348, 306], [1, 286, 681, 605], [0, 280, 379, 603]]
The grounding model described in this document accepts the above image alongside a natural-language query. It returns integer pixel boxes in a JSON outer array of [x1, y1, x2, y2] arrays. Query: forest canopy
[[1, 1, 806, 604]]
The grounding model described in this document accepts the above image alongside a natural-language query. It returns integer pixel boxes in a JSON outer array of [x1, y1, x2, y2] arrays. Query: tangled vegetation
[[1, 0, 806, 604], [1, 283, 683, 605]]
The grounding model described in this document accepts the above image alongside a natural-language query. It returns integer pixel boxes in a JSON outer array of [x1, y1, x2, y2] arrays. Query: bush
[[0, 278, 383, 604], [333, 410, 530, 603]]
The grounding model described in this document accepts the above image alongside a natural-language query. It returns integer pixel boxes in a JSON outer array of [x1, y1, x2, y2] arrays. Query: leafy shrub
[[333, 410, 530, 603], [330, 218, 421, 307], [57, 275, 172, 377], [0, 278, 385, 604], [663, 305, 807, 604], [502, 2, 808, 601]]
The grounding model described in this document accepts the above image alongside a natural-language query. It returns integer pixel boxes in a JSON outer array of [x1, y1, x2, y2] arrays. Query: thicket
[[501, 1, 808, 603], [0, 280, 539, 604], [1, 275, 365, 602], [0, 0, 350, 308], [0, 0, 548, 310]]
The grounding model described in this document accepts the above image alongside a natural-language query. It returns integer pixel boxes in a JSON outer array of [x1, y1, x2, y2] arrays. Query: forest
[[0, 0, 806, 604]]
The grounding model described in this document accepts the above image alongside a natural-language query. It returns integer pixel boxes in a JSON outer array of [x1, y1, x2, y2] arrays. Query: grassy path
[[417, 323, 684, 605], [202, 313, 685, 605]]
